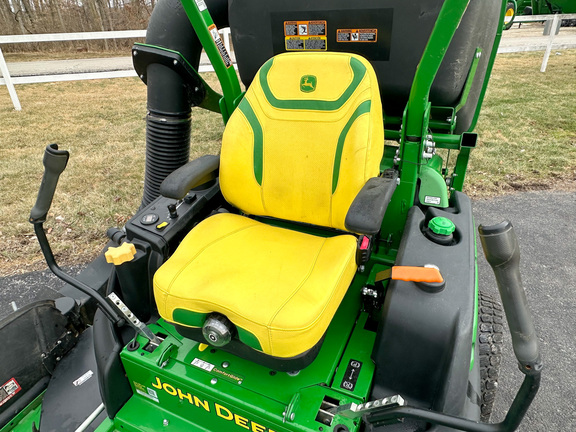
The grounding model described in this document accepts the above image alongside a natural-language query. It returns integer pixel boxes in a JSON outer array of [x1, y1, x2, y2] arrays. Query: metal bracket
[[108, 293, 163, 347], [329, 395, 406, 419]]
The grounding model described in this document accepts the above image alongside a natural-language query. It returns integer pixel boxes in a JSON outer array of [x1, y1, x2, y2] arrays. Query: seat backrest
[[220, 52, 383, 231]]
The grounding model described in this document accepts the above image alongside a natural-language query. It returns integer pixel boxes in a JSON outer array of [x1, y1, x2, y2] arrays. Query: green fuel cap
[[429, 217, 455, 236]]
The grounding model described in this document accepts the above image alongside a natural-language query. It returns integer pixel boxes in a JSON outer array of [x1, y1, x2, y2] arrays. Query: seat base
[[173, 324, 325, 372]]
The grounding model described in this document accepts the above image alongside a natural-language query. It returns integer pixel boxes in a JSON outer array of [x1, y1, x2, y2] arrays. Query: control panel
[[125, 182, 222, 256]]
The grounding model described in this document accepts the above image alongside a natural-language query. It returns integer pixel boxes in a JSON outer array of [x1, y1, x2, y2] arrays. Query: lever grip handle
[[29, 144, 69, 223], [479, 221, 542, 375]]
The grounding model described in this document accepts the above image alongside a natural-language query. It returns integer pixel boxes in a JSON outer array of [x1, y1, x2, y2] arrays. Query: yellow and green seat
[[153, 51, 384, 368]]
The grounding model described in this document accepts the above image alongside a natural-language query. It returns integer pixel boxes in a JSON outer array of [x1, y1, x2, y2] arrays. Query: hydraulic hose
[[141, 0, 228, 206]]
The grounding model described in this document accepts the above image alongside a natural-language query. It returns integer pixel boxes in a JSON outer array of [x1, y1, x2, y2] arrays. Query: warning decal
[[284, 20, 326, 36], [284, 20, 327, 51], [208, 24, 232, 68], [0, 378, 21, 407], [337, 28, 378, 43]]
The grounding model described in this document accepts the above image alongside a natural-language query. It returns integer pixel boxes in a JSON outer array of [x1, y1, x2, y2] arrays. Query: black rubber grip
[[29, 144, 69, 224], [479, 221, 542, 375]]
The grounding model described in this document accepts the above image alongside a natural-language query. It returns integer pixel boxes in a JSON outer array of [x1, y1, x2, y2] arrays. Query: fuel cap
[[428, 217, 455, 236]]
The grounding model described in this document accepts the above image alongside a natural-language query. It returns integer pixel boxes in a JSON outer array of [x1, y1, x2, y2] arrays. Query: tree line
[[0, 0, 154, 52]]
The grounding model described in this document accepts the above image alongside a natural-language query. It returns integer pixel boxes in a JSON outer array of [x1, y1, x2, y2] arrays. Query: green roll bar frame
[[177, 0, 505, 246]]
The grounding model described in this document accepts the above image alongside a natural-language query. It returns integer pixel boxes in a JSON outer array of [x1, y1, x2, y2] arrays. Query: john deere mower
[[0, 0, 542, 431]]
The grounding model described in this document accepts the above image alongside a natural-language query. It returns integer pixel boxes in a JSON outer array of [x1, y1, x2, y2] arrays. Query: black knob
[[167, 203, 178, 219]]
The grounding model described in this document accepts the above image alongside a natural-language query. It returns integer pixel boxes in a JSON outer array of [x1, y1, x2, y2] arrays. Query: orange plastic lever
[[375, 266, 444, 283], [391, 266, 443, 283]]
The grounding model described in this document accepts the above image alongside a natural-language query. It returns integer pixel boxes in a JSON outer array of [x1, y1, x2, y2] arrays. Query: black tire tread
[[478, 291, 504, 422]]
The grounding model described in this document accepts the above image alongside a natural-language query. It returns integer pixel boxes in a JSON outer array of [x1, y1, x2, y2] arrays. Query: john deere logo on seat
[[300, 75, 317, 93]]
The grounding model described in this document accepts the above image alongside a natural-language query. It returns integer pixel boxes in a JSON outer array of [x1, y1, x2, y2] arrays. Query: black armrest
[[159, 155, 220, 199], [345, 172, 399, 235]]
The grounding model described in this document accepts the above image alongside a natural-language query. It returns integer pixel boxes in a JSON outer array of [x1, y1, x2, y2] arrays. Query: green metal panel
[[418, 169, 449, 208], [330, 313, 376, 400], [179, 0, 242, 122], [0, 392, 42, 432]]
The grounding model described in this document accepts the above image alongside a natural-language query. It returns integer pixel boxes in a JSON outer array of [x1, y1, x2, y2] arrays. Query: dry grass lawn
[[0, 51, 574, 275]]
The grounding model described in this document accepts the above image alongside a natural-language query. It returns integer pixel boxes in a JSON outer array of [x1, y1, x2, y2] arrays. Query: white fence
[[499, 14, 576, 72], [1, 15, 575, 110], [0, 28, 232, 110]]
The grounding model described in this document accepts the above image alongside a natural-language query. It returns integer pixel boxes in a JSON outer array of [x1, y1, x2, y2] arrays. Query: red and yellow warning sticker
[[337, 28, 378, 43], [0, 378, 21, 407], [208, 24, 233, 68], [284, 20, 327, 51]]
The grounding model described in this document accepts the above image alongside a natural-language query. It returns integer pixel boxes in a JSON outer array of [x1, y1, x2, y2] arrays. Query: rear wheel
[[478, 291, 504, 422], [503, 2, 516, 30]]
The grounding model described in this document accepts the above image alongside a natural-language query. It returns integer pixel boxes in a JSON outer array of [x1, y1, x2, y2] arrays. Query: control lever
[[29, 144, 69, 223], [29, 144, 123, 325], [479, 221, 542, 374]]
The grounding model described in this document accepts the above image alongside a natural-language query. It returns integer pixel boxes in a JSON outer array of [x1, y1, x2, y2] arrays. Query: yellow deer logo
[[300, 75, 317, 93]]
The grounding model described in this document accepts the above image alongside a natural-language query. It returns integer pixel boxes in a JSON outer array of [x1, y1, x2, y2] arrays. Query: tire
[[478, 291, 504, 422], [503, 2, 516, 30]]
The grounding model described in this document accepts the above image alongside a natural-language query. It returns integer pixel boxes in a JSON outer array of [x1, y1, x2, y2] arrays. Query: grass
[[0, 51, 574, 275], [469, 50, 576, 195]]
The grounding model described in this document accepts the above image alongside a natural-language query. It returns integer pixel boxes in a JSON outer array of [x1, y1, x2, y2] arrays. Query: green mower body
[[0, 0, 542, 431]]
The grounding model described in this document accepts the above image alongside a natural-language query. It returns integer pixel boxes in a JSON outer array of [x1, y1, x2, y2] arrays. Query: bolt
[[139, 74, 144, 79], [222, 361, 229, 368], [173, 59, 178, 66], [290, 413, 295, 421], [133, 51, 137, 56], [56, 357, 61, 362], [163, 419, 169, 426], [238, 380, 243, 385], [211, 378, 218, 385]]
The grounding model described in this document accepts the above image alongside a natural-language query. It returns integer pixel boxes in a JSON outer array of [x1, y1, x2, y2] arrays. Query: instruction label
[[208, 24, 232, 68], [73, 370, 93, 387], [0, 378, 21, 407], [134, 381, 159, 403], [284, 20, 327, 51], [340, 359, 362, 392], [337, 28, 378, 43], [194, 0, 207, 12]]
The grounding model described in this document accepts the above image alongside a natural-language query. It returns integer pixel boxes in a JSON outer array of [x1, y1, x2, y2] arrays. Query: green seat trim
[[172, 308, 263, 351], [238, 98, 264, 185], [332, 100, 372, 193], [259, 57, 367, 111], [173, 308, 208, 328], [237, 327, 263, 351]]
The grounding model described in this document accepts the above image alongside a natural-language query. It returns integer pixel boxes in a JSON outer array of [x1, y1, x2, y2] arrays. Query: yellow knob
[[105, 242, 137, 266]]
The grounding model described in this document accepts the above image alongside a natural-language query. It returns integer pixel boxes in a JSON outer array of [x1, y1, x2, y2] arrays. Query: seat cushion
[[153, 213, 358, 358]]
